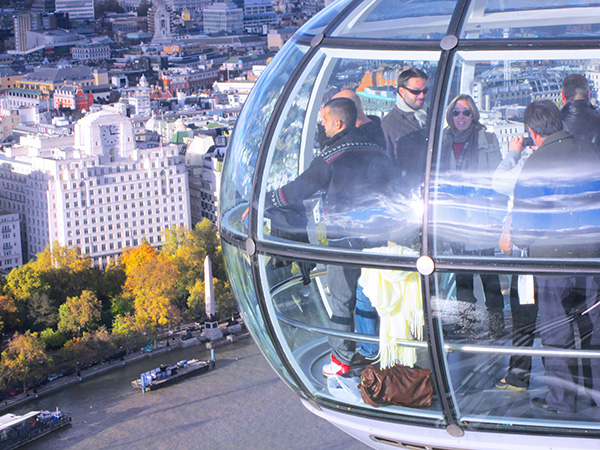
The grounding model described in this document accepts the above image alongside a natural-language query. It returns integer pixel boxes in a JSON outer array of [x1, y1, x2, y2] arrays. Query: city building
[[55, 0, 95, 21], [31, 0, 56, 14], [243, 0, 278, 34], [267, 26, 297, 50], [149, 0, 174, 43], [0, 211, 23, 275], [0, 67, 25, 91], [53, 84, 94, 111], [13, 14, 32, 53], [0, 110, 191, 266], [203, 2, 244, 35], [186, 134, 226, 226], [5, 65, 96, 111], [71, 42, 111, 61]]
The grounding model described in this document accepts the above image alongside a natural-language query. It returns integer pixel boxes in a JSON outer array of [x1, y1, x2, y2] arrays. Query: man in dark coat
[[561, 73, 600, 147], [560, 73, 600, 396], [381, 68, 429, 182], [512, 100, 600, 413], [266, 97, 392, 376]]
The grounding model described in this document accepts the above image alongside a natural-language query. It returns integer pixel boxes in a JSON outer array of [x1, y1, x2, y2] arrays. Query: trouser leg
[[571, 277, 593, 391], [327, 264, 360, 365], [505, 275, 538, 388], [536, 276, 577, 413], [355, 285, 379, 358], [481, 273, 505, 336]]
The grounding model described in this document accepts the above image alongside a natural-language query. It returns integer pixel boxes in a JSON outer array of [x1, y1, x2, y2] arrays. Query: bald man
[[316, 89, 387, 150]]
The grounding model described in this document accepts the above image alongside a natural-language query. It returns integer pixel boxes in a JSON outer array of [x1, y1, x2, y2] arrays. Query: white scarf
[[396, 93, 428, 128], [359, 245, 424, 369]]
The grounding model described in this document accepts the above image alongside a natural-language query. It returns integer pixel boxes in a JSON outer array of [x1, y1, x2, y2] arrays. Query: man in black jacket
[[512, 100, 600, 413], [561, 73, 600, 146], [561, 73, 600, 397], [267, 97, 392, 376]]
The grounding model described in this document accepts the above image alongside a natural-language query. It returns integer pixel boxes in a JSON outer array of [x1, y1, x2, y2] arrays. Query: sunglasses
[[452, 109, 472, 117], [401, 86, 429, 96]]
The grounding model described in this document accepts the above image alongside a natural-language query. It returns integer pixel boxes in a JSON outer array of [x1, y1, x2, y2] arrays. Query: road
[[16, 338, 370, 450]]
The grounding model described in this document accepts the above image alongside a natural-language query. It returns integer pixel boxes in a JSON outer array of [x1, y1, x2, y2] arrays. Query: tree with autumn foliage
[[4, 243, 112, 333], [162, 220, 233, 320], [58, 290, 102, 337], [0, 331, 49, 392], [119, 242, 182, 331], [0, 294, 20, 334]]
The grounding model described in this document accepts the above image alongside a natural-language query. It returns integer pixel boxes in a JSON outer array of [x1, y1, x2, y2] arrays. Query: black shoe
[[351, 352, 376, 367], [531, 397, 559, 413]]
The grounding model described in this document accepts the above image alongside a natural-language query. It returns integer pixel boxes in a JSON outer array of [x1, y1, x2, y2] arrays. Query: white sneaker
[[322, 354, 350, 377]]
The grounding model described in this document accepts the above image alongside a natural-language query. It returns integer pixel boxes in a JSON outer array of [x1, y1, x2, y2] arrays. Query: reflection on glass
[[222, 242, 299, 391], [261, 57, 437, 252], [220, 43, 307, 219], [432, 53, 600, 261], [332, 0, 455, 39], [296, 0, 354, 36], [462, 1, 600, 39], [432, 271, 600, 425], [263, 255, 441, 415]]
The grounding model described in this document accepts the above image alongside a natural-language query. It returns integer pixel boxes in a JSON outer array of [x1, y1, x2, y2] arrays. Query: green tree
[[36, 244, 102, 307], [40, 328, 67, 350], [187, 279, 205, 317], [111, 293, 134, 318], [58, 290, 102, 337], [187, 277, 235, 320], [5, 263, 49, 304], [0, 331, 49, 392], [112, 313, 142, 338]]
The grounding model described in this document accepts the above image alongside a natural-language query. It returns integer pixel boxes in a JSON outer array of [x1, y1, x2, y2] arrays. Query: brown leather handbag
[[359, 364, 433, 407]]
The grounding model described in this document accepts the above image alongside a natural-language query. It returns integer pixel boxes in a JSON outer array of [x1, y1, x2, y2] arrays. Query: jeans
[[355, 285, 379, 358], [327, 264, 360, 365]]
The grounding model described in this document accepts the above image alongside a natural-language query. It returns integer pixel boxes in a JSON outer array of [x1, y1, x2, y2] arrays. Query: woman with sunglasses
[[439, 94, 505, 340]]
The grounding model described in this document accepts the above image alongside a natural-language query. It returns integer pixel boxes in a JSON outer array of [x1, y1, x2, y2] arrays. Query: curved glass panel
[[222, 242, 299, 391], [260, 254, 443, 418], [331, 0, 455, 39], [296, 0, 354, 36], [432, 270, 600, 428], [220, 42, 308, 229], [258, 48, 440, 257], [431, 48, 600, 261], [462, 0, 600, 39]]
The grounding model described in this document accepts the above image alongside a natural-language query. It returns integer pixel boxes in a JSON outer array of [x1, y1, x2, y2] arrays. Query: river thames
[[17, 338, 369, 450]]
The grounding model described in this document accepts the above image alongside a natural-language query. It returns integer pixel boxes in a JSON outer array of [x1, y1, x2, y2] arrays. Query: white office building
[[55, 0, 95, 21], [0, 110, 191, 266], [203, 2, 243, 34], [0, 211, 23, 274]]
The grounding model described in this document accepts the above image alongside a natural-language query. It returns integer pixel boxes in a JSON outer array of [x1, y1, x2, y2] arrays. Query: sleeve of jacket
[[266, 156, 331, 210], [492, 150, 523, 196], [511, 169, 549, 250]]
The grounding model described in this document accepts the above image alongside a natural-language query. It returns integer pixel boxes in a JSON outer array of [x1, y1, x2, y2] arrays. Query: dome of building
[[219, 1, 600, 449]]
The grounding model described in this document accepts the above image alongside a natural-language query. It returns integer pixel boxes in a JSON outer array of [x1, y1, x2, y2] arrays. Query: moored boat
[[0, 408, 71, 450], [131, 359, 215, 392]]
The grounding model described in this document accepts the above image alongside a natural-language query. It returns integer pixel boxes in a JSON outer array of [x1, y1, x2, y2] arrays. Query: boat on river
[[131, 359, 215, 392], [0, 408, 71, 450]]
